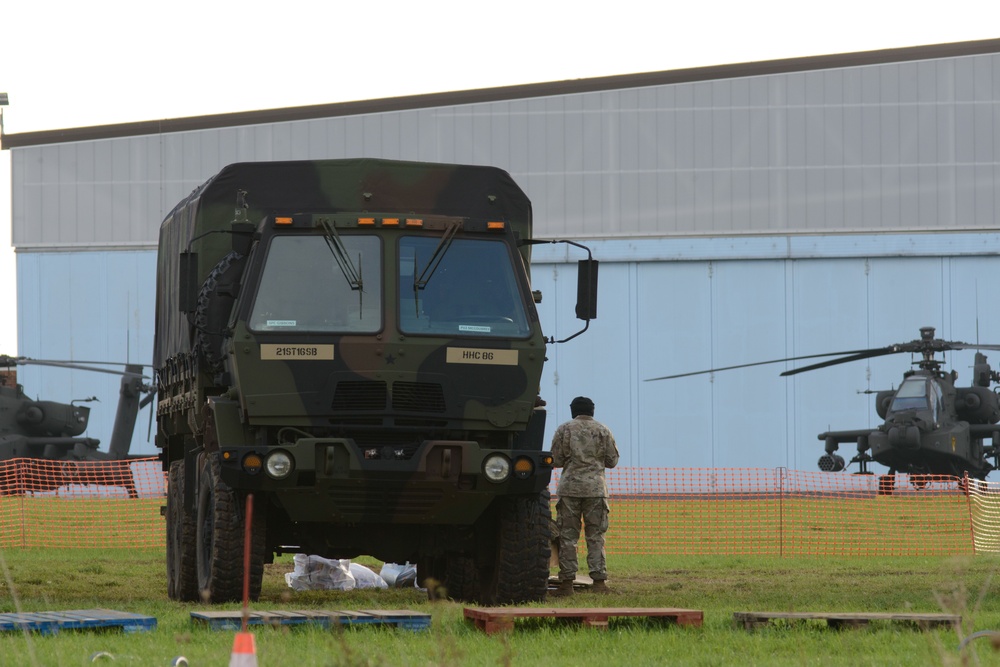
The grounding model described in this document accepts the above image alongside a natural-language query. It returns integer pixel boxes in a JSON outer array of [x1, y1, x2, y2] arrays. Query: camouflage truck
[[155, 158, 597, 604]]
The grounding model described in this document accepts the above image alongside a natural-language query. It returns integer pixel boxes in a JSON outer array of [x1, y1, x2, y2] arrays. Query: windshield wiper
[[413, 220, 461, 291], [318, 218, 365, 318], [412, 220, 462, 319], [319, 218, 363, 291]]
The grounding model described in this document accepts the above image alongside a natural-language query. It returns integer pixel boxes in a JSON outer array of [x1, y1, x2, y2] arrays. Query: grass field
[[2, 548, 1000, 666]]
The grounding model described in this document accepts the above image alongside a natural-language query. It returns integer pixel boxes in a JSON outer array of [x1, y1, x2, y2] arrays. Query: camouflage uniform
[[552, 406, 619, 583]]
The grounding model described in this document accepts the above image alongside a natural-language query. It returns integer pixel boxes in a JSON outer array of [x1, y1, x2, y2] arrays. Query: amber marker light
[[357, 217, 376, 226], [382, 218, 400, 227], [514, 457, 534, 479], [487, 221, 505, 230], [405, 218, 424, 227], [243, 453, 263, 475], [275, 216, 294, 226]]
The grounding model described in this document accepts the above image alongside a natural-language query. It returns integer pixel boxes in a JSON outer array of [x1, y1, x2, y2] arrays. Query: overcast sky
[[2, 0, 998, 355]]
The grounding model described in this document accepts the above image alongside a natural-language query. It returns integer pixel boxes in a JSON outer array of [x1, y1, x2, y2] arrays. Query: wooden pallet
[[733, 611, 961, 631], [0, 609, 156, 635], [464, 606, 704, 634], [191, 609, 430, 632]]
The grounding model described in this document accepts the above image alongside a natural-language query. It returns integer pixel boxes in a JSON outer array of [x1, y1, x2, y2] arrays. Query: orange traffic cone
[[229, 631, 257, 667]]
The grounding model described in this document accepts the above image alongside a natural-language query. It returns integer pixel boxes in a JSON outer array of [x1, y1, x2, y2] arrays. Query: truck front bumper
[[217, 438, 552, 524]]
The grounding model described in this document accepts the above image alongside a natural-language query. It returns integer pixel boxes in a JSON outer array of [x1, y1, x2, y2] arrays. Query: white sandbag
[[284, 554, 356, 591], [350, 562, 388, 589]]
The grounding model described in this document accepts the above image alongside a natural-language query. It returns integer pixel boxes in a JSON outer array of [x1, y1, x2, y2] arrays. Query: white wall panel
[[18, 51, 1000, 251]]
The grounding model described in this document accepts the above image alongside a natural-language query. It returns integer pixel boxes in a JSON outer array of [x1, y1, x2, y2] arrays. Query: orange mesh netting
[[0, 461, 995, 555], [0, 458, 165, 549], [551, 468, 979, 557]]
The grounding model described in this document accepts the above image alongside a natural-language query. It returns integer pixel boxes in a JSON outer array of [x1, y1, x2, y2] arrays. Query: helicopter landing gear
[[850, 451, 873, 475], [877, 472, 896, 496]]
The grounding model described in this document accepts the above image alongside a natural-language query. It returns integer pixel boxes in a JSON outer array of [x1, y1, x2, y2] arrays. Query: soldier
[[550, 396, 619, 597]]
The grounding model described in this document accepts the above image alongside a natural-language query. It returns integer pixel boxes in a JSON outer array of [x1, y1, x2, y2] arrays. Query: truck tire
[[443, 555, 480, 602], [195, 454, 266, 603], [479, 489, 551, 605], [194, 251, 245, 372], [166, 461, 198, 601], [418, 553, 479, 601]]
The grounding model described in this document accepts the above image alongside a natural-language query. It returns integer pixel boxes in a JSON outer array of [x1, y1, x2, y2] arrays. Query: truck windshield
[[399, 236, 531, 338], [249, 234, 382, 333]]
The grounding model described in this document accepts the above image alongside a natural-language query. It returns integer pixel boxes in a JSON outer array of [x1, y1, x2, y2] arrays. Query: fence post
[[17, 458, 26, 548], [964, 473, 977, 555], [777, 467, 786, 558]]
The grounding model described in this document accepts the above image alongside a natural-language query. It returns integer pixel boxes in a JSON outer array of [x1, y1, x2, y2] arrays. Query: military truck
[[154, 158, 597, 604]]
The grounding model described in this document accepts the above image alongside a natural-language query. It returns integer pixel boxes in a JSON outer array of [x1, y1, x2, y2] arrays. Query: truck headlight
[[265, 450, 294, 479], [483, 454, 511, 483]]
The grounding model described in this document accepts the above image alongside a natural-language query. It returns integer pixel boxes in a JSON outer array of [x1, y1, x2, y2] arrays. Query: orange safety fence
[[551, 468, 982, 557], [1, 461, 999, 556], [0, 458, 165, 549]]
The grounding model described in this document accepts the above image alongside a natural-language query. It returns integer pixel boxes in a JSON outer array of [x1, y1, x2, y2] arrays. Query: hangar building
[[5, 39, 1000, 472]]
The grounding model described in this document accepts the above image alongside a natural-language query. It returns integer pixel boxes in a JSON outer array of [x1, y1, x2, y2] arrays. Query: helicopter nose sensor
[[19, 405, 44, 424]]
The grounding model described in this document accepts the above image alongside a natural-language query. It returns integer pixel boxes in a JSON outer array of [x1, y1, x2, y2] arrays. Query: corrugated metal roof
[[5, 38, 1000, 149]]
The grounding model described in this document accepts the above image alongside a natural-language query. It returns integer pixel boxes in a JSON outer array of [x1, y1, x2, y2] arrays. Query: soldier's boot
[[549, 579, 575, 598], [590, 579, 610, 594]]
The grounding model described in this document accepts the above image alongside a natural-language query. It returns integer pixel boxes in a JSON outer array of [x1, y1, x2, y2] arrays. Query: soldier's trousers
[[556, 496, 610, 581]]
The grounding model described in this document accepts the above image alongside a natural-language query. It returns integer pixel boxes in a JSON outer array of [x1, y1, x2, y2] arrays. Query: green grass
[[2, 549, 1000, 665]]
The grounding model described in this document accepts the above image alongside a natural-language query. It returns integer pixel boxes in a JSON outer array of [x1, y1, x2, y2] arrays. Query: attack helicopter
[[647, 327, 1000, 493], [0, 355, 155, 497]]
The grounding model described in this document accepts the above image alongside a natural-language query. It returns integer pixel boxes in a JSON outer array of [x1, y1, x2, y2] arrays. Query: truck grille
[[392, 382, 446, 413], [332, 381, 387, 411], [325, 487, 445, 516]]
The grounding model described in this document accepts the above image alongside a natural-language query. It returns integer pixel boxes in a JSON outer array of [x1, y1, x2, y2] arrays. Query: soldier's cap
[[570, 396, 595, 416]]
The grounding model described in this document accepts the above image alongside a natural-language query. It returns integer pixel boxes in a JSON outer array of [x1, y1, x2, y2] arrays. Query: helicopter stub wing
[[816, 428, 876, 472], [968, 423, 1000, 439], [817, 428, 875, 444]]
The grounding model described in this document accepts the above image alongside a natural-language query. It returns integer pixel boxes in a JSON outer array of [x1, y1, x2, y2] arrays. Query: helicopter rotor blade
[[779, 347, 902, 376], [138, 387, 157, 410], [644, 326, 1000, 383], [645, 348, 891, 381], [20, 358, 148, 368], [146, 399, 155, 442], [945, 342, 1000, 352], [0, 356, 149, 379]]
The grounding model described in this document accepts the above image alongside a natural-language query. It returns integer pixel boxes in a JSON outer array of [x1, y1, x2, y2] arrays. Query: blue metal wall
[[17, 251, 157, 455]]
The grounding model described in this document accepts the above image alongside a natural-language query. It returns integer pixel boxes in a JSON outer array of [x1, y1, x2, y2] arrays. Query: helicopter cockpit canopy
[[888, 376, 942, 420]]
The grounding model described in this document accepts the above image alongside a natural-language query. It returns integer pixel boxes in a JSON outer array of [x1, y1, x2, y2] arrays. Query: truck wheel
[[195, 454, 266, 603], [416, 556, 445, 598], [479, 489, 551, 605], [418, 554, 479, 601], [166, 461, 198, 601], [443, 555, 480, 602], [194, 251, 245, 372]]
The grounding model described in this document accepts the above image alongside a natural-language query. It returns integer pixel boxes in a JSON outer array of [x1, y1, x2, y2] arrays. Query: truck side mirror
[[575, 259, 599, 321], [178, 252, 199, 314]]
